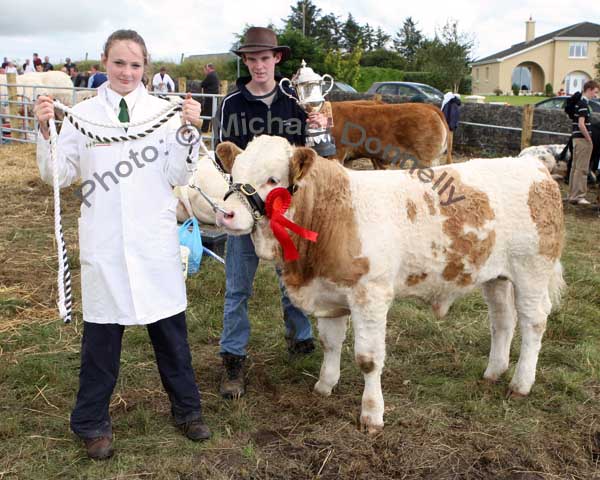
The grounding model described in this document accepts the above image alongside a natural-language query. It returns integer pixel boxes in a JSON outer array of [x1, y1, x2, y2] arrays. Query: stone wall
[[328, 92, 582, 156]]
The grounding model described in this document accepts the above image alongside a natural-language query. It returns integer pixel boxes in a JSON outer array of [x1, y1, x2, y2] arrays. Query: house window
[[476, 68, 479, 81], [569, 42, 588, 58], [485, 67, 489, 81]]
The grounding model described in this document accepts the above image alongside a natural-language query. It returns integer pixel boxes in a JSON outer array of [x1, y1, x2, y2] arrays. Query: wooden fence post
[[446, 130, 454, 164], [178, 77, 187, 93], [220, 80, 229, 95], [7, 73, 23, 141], [520, 104, 534, 151]]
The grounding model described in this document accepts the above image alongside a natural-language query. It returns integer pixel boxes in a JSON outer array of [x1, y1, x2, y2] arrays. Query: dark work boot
[[287, 338, 316, 356], [178, 417, 211, 441], [83, 436, 113, 460], [219, 353, 246, 399]]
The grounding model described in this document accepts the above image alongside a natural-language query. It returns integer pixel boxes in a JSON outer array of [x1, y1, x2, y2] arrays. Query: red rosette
[[265, 188, 318, 262]]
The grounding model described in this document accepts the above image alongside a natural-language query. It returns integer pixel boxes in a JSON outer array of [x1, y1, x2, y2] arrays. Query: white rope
[[49, 119, 73, 323], [53, 97, 183, 129]]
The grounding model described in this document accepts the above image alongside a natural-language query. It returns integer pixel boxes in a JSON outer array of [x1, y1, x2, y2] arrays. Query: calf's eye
[[267, 177, 279, 185]]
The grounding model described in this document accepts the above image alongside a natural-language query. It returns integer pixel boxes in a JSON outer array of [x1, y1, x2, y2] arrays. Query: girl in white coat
[[34, 29, 210, 460]]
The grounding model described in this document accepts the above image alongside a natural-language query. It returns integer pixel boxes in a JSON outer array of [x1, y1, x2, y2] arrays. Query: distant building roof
[[185, 52, 236, 62], [471, 22, 600, 66]]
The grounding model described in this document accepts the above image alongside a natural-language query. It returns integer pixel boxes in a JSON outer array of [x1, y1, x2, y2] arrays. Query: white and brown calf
[[215, 136, 565, 433]]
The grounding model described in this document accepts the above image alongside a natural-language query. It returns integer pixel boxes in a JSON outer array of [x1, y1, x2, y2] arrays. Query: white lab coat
[[37, 83, 199, 325], [152, 72, 175, 93]]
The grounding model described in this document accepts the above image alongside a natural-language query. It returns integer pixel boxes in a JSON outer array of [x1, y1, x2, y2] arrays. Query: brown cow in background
[[329, 101, 450, 169]]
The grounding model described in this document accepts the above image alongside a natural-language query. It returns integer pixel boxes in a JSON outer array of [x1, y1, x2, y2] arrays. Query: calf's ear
[[290, 147, 316, 184], [216, 142, 243, 173]]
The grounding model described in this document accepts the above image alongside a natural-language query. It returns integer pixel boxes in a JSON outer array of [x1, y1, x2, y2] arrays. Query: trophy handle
[[322, 74, 334, 97], [279, 78, 298, 103]]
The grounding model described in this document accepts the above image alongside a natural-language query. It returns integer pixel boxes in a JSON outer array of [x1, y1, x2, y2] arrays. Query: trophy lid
[[293, 60, 323, 83]]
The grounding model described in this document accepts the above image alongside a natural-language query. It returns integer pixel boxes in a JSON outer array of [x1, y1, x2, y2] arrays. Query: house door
[[565, 72, 590, 94]]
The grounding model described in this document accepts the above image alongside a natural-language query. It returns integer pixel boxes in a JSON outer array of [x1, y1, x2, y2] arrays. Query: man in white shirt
[[5, 61, 18, 74], [23, 59, 35, 73], [152, 67, 175, 93]]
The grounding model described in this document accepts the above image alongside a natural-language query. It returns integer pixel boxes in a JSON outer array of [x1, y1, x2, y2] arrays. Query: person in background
[[32, 53, 42, 69], [200, 63, 219, 133], [88, 64, 108, 88], [152, 66, 175, 93], [1, 57, 8, 69], [567, 80, 600, 205], [5, 61, 17, 74], [70, 67, 89, 88], [42, 56, 53, 71], [64, 57, 76, 72], [35, 64, 44, 72], [23, 59, 35, 73]]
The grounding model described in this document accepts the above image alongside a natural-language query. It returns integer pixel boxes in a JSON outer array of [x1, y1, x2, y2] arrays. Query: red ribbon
[[265, 187, 318, 262]]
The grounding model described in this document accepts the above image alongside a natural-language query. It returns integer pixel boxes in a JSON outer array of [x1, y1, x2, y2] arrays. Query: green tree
[[393, 17, 424, 70], [284, 0, 322, 37], [324, 43, 362, 87], [361, 23, 375, 51], [277, 28, 326, 77], [341, 13, 362, 52], [314, 13, 343, 49], [416, 20, 474, 92], [374, 27, 391, 50], [360, 49, 405, 70]]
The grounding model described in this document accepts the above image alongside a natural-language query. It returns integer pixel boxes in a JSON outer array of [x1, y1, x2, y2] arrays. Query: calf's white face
[[216, 136, 314, 245]]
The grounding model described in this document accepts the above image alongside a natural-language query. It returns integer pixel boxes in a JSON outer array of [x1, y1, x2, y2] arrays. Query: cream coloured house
[[471, 20, 599, 95]]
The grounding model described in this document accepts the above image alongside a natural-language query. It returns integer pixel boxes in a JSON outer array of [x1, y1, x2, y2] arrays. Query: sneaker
[[83, 436, 113, 460], [575, 198, 591, 206], [287, 338, 316, 356], [219, 353, 246, 399], [178, 417, 211, 442]]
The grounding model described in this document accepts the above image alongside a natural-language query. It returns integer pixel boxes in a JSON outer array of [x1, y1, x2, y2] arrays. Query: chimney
[[526, 16, 535, 43]]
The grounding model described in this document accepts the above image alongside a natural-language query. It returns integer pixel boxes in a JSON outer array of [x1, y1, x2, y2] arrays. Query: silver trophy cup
[[279, 60, 337, 157]]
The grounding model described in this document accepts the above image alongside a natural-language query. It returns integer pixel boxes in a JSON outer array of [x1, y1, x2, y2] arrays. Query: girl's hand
[[181, 93, 203, 129], [34, 95, 54, 140]]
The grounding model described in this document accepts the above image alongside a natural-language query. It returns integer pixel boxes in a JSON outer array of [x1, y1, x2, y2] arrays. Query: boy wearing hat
[[215, 26, 326, 399]]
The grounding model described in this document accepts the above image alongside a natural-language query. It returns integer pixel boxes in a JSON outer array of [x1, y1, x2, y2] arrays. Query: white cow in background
[[519, 144, 569, 180], [174, 153, 229, 224], [0, 71, 89, 110]]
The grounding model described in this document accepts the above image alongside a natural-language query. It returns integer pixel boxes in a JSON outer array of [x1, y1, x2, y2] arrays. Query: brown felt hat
[[232, 27, 291, 62]]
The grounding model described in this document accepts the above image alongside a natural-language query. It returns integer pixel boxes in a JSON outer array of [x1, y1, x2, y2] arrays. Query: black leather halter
[[223, 183, 298, 220], [224, 183, 265, 220]]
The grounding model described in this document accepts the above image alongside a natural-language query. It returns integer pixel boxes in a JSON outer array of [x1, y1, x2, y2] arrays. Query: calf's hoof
[[360, 415, 384, 435], [313, 381, 333, 397], [506, 389, 529, 400]]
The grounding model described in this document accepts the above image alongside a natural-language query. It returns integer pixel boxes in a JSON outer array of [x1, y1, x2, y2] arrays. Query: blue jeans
[[220, 234, 312, 357]]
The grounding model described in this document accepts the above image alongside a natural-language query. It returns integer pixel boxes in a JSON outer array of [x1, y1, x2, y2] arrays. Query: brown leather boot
[[219, 353, 245, 399], [83, 436, 113, 460]]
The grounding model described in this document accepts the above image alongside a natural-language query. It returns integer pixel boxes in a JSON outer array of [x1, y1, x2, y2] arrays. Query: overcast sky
[[1, 0, 598, 65]]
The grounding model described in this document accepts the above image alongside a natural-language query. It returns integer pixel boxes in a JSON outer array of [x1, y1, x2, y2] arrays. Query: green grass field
[[1, 144, 599, 479], [483, 95, 550, 106]]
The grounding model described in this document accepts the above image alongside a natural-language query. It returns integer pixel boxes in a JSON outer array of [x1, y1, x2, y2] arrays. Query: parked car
[[366, 81, 444, 104], [535, 96, 600, 113], [331, 81, 357, 93]]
